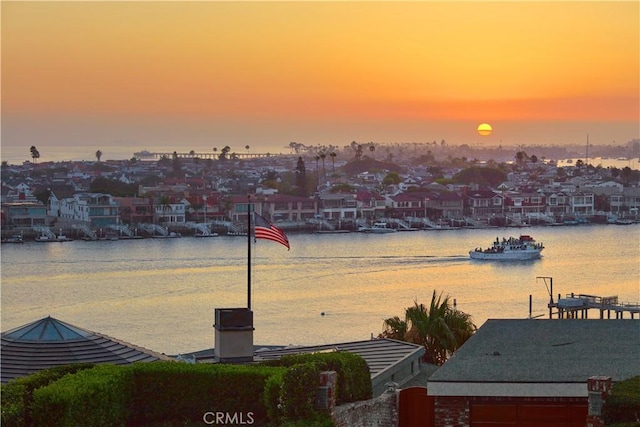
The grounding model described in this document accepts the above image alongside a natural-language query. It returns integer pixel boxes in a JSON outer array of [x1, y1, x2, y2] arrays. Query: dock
[[535, 277, 639, 320], [549, 293, 640, 319], [133, 151, 293, 161]]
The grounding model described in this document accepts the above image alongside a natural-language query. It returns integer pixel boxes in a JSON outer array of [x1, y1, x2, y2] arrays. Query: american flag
[[254, 213, 290, 250]]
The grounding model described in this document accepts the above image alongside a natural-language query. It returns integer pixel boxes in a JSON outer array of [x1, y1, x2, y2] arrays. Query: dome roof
[[1, 316, 169, 383]]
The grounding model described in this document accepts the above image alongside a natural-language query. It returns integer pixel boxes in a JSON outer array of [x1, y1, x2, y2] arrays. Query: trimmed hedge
[[263, 351, 372, 405], [3, 353, 368, 426], [31, 364, 132, 427], [279, 363, 322, 421], [1, 363, 95, 427], [24, 362, 287, 427], [128, 362, 284, 426], [604, 376, 640, 425]]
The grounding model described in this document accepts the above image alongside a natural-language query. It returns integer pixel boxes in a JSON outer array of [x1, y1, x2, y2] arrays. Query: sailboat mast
[[247, 195, 252, 309]]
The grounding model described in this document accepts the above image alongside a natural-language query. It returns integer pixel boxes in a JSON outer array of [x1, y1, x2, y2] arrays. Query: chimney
[[586, 376, 612, 427], [213, 308, 254, 363]]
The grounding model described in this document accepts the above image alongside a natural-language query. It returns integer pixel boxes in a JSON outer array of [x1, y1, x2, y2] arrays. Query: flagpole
[[247, 195, 252, 309]]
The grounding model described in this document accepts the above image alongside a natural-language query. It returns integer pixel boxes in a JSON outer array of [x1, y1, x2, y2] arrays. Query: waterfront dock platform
[[549, 293, 640, 319]]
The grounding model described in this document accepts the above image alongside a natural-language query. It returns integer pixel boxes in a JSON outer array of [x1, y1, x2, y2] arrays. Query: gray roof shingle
[[428, 319, 640, 384]]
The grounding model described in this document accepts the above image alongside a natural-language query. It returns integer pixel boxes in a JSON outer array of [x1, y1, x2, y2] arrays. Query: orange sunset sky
[[2, 1, 639, 155]]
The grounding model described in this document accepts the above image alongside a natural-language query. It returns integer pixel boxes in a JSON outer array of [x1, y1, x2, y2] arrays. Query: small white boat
[[469, 235, 543, 260], [2, 233, 24, 244], [358, 222, 397, 233], [36, 235, 73, 242], [615, 218, 634, 225]]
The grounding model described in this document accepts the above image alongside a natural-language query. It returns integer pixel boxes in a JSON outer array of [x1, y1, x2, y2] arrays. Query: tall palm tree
[[369, 143, 375, 159], [320, 152, 327, 180], [95, 150, 102, 162], [380, 290, 476, 365], [30, 146, 40, 163], [330, 152, 337, 174]]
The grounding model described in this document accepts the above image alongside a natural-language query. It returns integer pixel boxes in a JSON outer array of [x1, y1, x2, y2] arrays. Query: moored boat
[[2, 233, 24, 244], [358, 222, 397, 233], [469, 235, 544, 260]]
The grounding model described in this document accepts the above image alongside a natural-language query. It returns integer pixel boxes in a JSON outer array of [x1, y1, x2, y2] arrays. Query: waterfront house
[[504, 190, 547, 219], [465, 190, 503, 218], [256, 194, 317, 222], [355, 190, 386, 220], [568, 191, 595, 216], [0, 201, 47, 229], [387, 192, 428, 219], [153, 200, 186, 226], [318, 190, 359, 220], [114, 196, 155, 225], [610, 187, 640, 216], [52, 192, 120, 227], [424, 191, 465, 219]]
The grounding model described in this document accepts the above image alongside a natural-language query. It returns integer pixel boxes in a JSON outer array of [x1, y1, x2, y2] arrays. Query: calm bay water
[[1, 225, 638, 355]]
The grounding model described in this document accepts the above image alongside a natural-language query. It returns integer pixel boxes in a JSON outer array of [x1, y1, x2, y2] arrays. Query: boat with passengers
[[469, 235, 544, 260]]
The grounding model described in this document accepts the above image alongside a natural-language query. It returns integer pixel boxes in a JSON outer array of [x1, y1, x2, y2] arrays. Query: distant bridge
[[133, 151, 294, 161]]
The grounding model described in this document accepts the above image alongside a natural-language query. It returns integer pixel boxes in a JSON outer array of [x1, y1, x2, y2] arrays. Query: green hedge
[[604, 376, 640, 425], [1, 363, 95, 427], [128, 362, 284, 426], [279, 363, 322, 422], [263, 351, 372, 405], [31, 364, 132, 427], [3, 353, 367, 426], [24, 362, 287, 427]]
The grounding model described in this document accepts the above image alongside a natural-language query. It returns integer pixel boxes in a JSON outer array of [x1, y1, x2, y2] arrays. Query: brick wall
[[586, 376, 612, 427], [434, 396, 469, 427], [332, 390, 399, 427]]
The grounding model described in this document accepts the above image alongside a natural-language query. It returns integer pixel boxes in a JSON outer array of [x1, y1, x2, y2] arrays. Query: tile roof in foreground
[[253, 338, 424, 379], [1, 316, 170, 383]]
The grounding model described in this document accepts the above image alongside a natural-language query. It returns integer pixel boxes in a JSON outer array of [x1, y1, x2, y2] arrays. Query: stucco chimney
[[213, 308, 254, 363]]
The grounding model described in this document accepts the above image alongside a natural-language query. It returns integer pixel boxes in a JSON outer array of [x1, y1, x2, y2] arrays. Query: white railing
[[108, 224, 133, 237], [72, 223, 97, 240], [32, 226, 56, 239], [138, 223, 168, 236]]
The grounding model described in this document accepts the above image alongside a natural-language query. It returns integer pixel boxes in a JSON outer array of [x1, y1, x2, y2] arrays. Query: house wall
[[434, 396, 588, 427]]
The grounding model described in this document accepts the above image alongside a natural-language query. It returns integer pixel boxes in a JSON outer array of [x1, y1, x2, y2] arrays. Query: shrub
[[263, 369, 285, 424], [263, 351, 372, 404], [129, 362, 284, 426], [604, 376, 640, 425], [31, 364, 132, 427], [0, 363, 95, 427], [279, 363, 321, 422]]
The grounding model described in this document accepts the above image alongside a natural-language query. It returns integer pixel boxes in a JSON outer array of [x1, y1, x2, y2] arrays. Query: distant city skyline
[[2, 1, 638, 153]]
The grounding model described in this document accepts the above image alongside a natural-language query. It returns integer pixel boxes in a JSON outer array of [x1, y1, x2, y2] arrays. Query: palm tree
[[320, 152, 327, 180], [30, 146, 40, 163], [380, 290, 476, 365], [369, 143, 375, 159], [219, 146, 230, 161], [330, 152, 337, 174], [245, 145, 250, 155], [95, 150, 102, 162]]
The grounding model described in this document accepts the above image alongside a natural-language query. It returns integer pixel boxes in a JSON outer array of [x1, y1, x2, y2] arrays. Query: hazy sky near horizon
[[2, 1, 639, 154]]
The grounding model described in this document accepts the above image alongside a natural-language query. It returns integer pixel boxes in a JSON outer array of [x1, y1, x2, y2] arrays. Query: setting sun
[[478, 123, 493, 137]]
